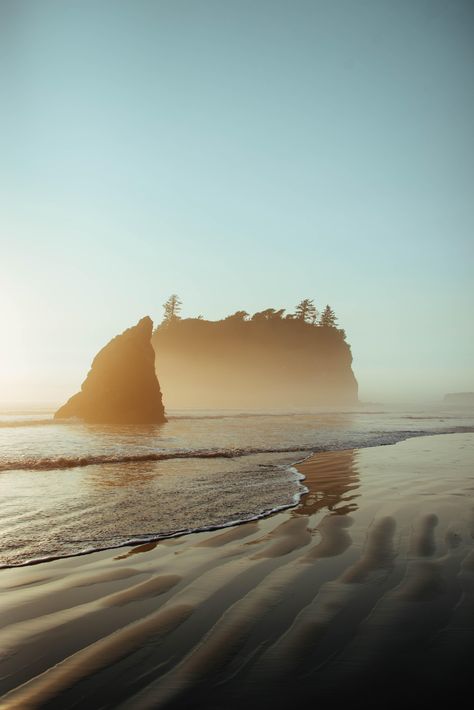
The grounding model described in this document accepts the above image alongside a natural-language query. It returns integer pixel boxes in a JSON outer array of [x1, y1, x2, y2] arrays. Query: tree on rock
[[295, 299, 318, 323], [225, 310, 249, 321], [162, 294, 182, 324], [320, 305, 337, 327], [251, 308, 285, 321], [272, 308, 286, 319]]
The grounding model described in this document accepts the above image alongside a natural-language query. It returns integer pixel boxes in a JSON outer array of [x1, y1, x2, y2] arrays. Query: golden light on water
[[0, 298, 29, 401]]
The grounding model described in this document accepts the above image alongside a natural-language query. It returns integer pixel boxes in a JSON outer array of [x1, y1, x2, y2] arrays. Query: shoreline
[[1, 432, 473, 706], [2, 428, 473, 570], [0, 427, 474, 571]]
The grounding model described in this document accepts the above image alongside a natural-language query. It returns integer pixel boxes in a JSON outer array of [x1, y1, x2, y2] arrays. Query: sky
[[1, 0, 473, 405]]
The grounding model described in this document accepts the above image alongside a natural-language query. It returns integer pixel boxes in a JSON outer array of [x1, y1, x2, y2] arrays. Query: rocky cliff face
[[55, 317, 166, 424], [152, 318, 358, 409]]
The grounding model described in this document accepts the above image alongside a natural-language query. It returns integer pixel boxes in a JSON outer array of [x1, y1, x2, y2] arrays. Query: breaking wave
[[2, 425, 473, 472]]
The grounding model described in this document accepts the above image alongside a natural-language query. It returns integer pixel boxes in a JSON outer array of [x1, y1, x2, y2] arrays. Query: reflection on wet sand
[[295, 448, 360, 516]]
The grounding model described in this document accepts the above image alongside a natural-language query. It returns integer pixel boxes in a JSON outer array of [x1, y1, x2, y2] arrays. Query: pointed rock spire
[[55, 316, 166, 424]]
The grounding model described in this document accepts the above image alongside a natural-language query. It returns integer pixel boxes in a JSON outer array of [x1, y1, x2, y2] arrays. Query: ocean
[[1, 403, 473, 567]]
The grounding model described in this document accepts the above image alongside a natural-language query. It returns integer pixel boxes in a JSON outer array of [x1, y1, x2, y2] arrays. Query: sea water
[[1, 404, 473, 566]]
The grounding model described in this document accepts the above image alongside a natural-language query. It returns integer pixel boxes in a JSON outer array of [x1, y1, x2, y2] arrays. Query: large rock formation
[[152, 317, 358, 409], [55, 317, 166, 424]]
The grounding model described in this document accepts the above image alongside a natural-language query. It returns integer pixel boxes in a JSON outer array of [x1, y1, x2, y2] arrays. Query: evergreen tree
[[320, 304, 337, 327], [162, 294, 182, 324], [294, 298, 317, 323]]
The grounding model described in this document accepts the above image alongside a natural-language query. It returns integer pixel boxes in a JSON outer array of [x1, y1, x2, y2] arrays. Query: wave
[[0, 410, 388, 427], [2, 425, 473, 473], [0, 418, 58, 428], [1, 409, 466, 429], [0, 446, 315, 472], [0, 470, 308, 569], [0, 409, 402, 429], [167, 409, 390, 420]]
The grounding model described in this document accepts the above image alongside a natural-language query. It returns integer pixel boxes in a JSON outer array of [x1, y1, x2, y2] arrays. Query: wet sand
[[0, 433, 473, 708]]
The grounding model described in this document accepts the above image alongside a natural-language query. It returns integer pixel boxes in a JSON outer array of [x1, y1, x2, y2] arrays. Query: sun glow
[[0, 297, 29, 403]]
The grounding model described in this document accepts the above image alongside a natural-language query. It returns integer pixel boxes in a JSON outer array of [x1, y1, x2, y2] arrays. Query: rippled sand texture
[[1, 433, 473, 708]]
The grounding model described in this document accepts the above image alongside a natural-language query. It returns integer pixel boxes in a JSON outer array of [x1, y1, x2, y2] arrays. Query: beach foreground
[[1, 433, 473, 708]]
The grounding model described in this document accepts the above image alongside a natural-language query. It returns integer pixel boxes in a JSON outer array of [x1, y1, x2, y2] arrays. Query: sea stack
[[152, 316, 358, 409], [443, 392, 474, 405], [55, 316, 166, 424]]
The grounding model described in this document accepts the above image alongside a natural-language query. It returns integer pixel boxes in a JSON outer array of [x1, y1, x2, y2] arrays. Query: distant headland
[[444, 392, 474, 405], [153, 296, 358, 409]]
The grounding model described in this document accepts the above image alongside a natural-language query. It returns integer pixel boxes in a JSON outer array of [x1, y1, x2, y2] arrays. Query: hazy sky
[[1, 0, 473, 404]]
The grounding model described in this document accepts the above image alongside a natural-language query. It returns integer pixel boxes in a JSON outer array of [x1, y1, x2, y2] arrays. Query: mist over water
[[1, 403, 473, 567]]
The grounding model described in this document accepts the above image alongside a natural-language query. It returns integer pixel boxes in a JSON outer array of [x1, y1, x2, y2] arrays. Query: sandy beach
[[1, 432, 473, 708]]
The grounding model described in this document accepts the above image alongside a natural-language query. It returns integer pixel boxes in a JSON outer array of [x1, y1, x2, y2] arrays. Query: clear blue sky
[[1, 0, 473, 403]]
